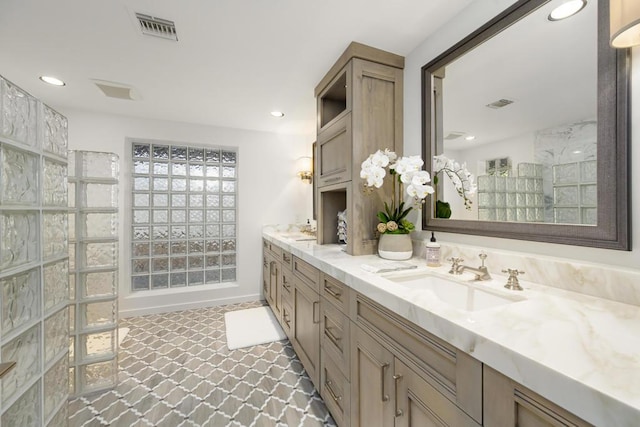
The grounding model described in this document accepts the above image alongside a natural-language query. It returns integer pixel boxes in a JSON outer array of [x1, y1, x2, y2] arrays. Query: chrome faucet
[[456, 252, 492, 281]]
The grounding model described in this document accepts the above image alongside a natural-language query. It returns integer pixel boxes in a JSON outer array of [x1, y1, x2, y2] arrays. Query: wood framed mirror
[[422, 0, 630, 250]]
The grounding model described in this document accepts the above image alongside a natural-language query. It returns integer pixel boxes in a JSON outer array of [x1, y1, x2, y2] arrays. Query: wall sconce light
[[296, 156, 313, 184], [610, 0, 640, 48]]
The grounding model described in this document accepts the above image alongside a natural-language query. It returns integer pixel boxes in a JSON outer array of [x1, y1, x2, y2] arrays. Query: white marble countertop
[[263, 229, 640, 427]]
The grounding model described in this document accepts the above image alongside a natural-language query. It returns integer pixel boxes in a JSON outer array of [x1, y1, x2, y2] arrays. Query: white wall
[[63, 109, 314, 316], [404, 0, 640, 269]]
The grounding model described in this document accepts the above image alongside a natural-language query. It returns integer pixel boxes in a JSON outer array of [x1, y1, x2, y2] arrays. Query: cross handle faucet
[[455, 252, 492, 281]]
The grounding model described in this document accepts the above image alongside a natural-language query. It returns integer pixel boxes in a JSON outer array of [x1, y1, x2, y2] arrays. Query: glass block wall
[[0, 75, 69, 426], [477, 162, 544, 222], [68, 151, 119, 397], [130, 141, 237, 291], [552, 160, 597, 224]]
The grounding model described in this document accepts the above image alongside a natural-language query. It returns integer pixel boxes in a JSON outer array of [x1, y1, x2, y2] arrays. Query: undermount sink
[[384, 272, 524, 312], [279, 232, 316, 241]]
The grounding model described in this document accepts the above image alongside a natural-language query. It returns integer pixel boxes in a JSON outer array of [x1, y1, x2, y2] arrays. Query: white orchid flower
[[363, 165, 385, 188], [370, 150, 390, 168], [383, 149, 398, 162]]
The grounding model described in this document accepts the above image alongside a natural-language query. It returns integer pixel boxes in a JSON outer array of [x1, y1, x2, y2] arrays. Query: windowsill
[[125, 281, 239, 298]]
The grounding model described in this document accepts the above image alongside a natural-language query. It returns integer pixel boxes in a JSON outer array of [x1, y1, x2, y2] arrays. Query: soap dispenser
[[426, 232, 441, 267]]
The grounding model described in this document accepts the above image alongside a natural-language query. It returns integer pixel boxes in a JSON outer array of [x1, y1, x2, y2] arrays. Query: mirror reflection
[[433, 0, 597, 225]]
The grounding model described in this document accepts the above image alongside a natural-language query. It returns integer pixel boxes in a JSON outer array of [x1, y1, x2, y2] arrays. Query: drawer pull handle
[[312, 301, 320, 324], [283, 282, 291, 291], [283, 254, 291, 263], [324, 327, 341, 348], [325, 380, 342, 402], [393, 374, 403, 417], [324, 285, 342, 299], [0, 362, 16, 379], [323, 175, 343, 183], [381, 362, 390, 402]]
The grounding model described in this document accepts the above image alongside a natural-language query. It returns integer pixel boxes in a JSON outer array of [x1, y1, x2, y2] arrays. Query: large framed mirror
[[422, 0, 630, 250]]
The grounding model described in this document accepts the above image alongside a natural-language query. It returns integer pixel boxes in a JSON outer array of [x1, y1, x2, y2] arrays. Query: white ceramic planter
[[378, 233, 413, 260]]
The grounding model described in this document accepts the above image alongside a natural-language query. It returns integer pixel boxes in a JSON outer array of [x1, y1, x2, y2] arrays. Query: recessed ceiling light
[[465, 135, 476, 141], [270, 111, 285, 118], [573, 150, 582, 154], [548, 0, 587, 21], [39, 76, 66, 86]]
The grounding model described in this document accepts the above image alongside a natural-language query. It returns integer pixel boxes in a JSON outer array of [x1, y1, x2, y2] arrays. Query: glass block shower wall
[[68, 151, 119, 397], [130, 141, 237, 291], [0, 75, 70, 426]]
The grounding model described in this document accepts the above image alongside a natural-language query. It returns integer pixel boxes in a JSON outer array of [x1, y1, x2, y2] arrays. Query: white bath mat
[[224, 306, 286, 350]]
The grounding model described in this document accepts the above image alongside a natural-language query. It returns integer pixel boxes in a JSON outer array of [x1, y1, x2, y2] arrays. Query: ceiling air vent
[[93, 80, 141, 101], [136, 13, 178, 41], [486, 98, 514, 109], [444, 131, 465, 140]]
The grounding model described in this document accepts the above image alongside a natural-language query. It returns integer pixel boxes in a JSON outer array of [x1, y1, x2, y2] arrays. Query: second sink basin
[[384, 272, 524, 312], [279, 232, 316, 241]]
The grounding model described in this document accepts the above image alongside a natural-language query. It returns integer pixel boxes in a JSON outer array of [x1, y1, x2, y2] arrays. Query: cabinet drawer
[[280, 301, 294, 340], [281, 250, 293, 271], [353, 293, 482, 423], [483, 366, 593, 427], [263, 238, 283, 259], [293, 256, 320, 292], [320, 348, 351, 427], [321, 274, 349, 313], [281, 268, 294, 307], [320, 297, 350, 377], [317, 113, 352, 188]]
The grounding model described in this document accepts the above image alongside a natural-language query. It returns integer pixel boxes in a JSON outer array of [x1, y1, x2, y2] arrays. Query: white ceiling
[[0, 0, 473, 136], [442, 0, 597, 149]]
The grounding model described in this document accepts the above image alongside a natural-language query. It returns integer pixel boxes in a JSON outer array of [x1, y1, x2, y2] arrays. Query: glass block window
[[131, 141, 237, 291]]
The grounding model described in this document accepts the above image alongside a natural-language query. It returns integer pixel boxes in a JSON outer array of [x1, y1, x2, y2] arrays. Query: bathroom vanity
[[262, 229, 640, 427]]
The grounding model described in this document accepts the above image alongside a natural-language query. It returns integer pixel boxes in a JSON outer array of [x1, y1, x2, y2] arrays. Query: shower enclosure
[[0, 75, 69, 426]]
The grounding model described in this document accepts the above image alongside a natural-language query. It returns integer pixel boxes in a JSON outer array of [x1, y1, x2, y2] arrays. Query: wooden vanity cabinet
[[263, 239, 295, 332], [262, 245, 595, 427], [314, 42, 404, 256], [262, 239, 282, 319], [483, 366, 593, 427], [291, 256, 321, 388], [350, 293, 482, 427]]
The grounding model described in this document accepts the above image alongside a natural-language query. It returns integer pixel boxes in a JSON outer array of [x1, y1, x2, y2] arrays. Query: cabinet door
[[280, 301, 294, 340], [350, 326, 395, 427], [267, 259, 281, 318], [270, 260, 281, 318], [281, 267, 294, 307], [292, 278, 321, 387], [317, 113, 352, 188], [321, 348, 351, 427], [394, 359, 480, 427], [483, 366, 593, 427], [262, 254, 270, 301]]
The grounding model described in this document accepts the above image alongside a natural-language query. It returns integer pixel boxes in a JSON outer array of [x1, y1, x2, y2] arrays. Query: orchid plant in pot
[[360, 149, 434, 260], [432, 155, 477, 218]]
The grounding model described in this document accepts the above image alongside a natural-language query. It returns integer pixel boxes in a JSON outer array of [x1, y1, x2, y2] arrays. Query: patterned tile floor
[[69, 301, 336, 426]]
